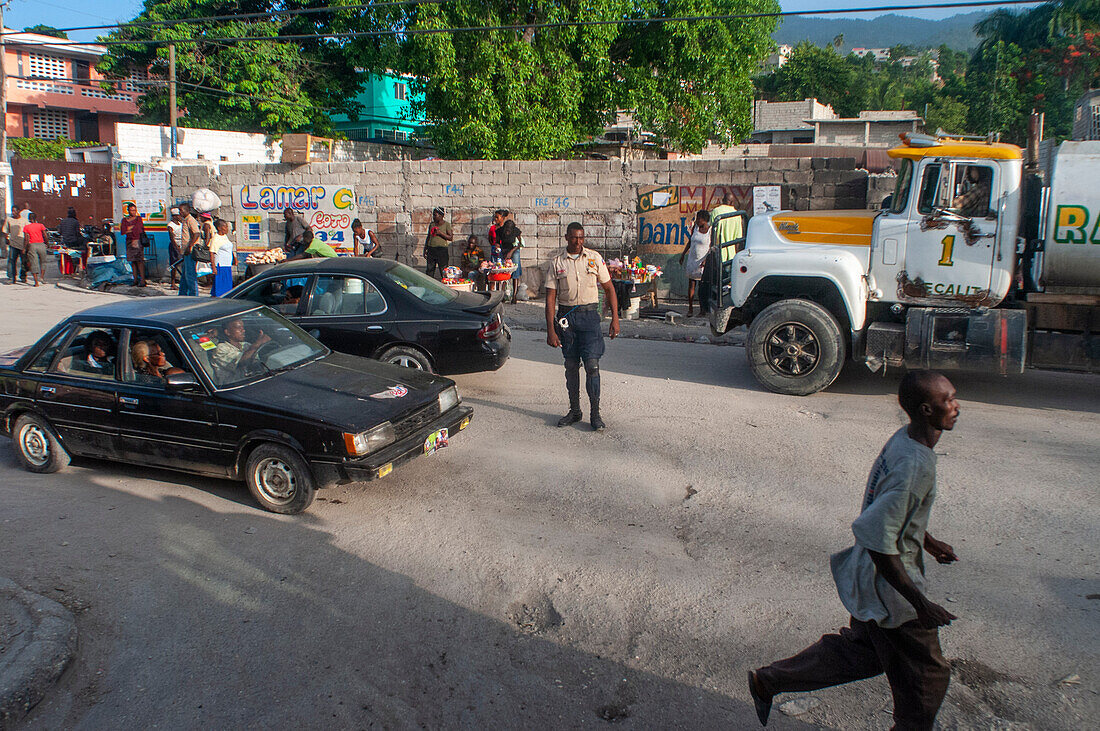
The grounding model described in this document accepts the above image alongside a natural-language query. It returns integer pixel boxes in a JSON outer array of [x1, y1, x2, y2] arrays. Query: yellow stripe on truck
[[771, 211, 876, 247]]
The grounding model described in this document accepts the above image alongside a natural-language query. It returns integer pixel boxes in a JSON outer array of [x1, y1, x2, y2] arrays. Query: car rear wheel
[[380, 345, 433, 372], [245, 443, 316, 514], [12, 413, 70, 474]]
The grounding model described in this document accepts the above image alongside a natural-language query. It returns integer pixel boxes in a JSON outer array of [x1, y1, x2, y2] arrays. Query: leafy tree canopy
[[24, 25, 68, 39], [98, 1, 363, 135], [351, 0, 778, 158]]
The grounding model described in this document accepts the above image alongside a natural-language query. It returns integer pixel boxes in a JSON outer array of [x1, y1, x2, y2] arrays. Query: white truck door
[[901, 159, 998, 305]]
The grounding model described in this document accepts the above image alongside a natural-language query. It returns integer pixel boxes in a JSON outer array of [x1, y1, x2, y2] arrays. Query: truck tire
[[747, 299, 846, 396]]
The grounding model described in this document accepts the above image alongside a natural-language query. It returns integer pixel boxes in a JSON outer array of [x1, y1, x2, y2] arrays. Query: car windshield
[[179, 307, 327, 389], [382, 262, 458, 305]]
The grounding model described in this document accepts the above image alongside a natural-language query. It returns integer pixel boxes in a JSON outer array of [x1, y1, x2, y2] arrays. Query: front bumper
[[309, 405, 474, 487]]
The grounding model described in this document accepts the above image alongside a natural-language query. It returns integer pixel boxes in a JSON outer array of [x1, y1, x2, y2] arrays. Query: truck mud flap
[[904, 308, 1027, 374]]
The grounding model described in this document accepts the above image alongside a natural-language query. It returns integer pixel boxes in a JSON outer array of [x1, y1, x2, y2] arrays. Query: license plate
[[424, 428, 449, 455]]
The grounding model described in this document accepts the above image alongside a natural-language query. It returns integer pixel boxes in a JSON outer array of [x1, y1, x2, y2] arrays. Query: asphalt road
[[1, 284, 1098, 729]]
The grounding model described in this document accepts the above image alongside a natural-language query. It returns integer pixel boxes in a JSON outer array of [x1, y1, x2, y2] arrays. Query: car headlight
[[438, 385, 460, 413], [343, 421, 395, 456]]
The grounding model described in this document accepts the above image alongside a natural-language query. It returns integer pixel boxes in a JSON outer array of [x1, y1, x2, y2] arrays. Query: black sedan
[[0, 298, 473, 514], [226, 258, 510, 374]]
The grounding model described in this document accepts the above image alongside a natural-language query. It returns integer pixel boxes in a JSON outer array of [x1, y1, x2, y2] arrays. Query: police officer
[[545, 222, 620, 431]]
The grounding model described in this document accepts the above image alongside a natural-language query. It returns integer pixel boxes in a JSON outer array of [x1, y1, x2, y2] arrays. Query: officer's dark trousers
[[556, 307, 604, 416], [755, 617, 950, 731]]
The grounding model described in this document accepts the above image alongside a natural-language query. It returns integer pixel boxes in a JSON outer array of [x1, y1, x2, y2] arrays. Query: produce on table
[[607, 257, 662, 282], [245, 248, 287, 265]]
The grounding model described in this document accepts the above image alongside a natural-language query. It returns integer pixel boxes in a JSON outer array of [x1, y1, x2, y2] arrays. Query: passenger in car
[[211, 318, 271, 381], [131, 340, 175, 381], [71, 331, 116, 375]]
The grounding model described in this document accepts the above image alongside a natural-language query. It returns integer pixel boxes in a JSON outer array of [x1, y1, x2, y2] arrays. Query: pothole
[[506, 592, 563, 634]]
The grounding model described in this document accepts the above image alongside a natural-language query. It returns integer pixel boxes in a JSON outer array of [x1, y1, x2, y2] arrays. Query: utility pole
[[168, 42, 177, 158], [0, 2, 9, 212]]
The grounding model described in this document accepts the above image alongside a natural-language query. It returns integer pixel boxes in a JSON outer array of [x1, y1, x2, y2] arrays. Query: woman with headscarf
[[120, 203, 147, 287]]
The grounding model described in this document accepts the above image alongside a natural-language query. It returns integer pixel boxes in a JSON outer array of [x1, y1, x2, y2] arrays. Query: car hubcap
[[390, 355, 424, 370], [764, 322, 820, 376], [254, 458, 296, 503], [19, 424, 50, 467]]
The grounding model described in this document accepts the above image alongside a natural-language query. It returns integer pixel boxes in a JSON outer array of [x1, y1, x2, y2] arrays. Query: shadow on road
[[4, 470, 800, 729]]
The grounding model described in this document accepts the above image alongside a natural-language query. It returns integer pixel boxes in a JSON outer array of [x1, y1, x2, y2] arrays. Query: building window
[[32, 109, 70, 139], [374, 129, 408, 142], [28, 53, 67, 80], [393, 82, 406, 101]]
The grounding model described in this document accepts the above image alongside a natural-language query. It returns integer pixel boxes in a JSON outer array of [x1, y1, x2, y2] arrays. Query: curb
[[0, 577, 77, 729], [53, 280, 169, 298]]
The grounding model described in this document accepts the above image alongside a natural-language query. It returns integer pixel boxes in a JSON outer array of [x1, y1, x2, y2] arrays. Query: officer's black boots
[[559, 359, 583, 426], [590, 412, 606, 432]]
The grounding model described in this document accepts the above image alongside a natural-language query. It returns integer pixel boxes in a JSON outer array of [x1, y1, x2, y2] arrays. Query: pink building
[[4, 28, 143, 144]]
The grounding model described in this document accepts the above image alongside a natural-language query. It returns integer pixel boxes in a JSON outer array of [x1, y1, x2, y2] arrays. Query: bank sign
[[232, 184, 356, 254]]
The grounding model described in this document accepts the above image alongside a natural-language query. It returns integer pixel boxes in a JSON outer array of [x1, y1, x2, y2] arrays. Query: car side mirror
[[166, 372, 202, 392]]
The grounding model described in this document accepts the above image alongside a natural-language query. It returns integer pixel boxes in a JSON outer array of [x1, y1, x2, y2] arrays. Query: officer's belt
[[558, 303, 599, 313]]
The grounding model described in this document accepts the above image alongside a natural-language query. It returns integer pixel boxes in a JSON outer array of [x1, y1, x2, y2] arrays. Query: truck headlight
[[438, 386, 460, 413], [343, 422, 395, 456]]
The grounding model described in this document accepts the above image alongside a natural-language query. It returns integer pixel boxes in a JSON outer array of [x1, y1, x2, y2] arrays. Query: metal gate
[[11, 159, 114, 228]]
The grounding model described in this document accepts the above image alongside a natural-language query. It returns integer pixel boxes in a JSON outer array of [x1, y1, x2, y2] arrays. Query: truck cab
[[710, 133, 1038, 395]]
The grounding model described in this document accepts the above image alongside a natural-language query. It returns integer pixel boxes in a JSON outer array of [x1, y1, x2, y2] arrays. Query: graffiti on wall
[[637, 185, 781, 296], [233, 184, 356, 253]]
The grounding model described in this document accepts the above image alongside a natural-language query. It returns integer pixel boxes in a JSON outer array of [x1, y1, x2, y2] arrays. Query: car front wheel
[[244, 443, 316, 514], [12, 413, 70, 474]]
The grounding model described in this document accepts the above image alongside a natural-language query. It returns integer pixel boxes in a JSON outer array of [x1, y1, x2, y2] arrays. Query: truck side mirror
[[880, 195, 893, 211]]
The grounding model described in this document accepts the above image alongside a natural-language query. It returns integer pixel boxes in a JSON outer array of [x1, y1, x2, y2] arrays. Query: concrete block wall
[[172, 155, 868, 295]]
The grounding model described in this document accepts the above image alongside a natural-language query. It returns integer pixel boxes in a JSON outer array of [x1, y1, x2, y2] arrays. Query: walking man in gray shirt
[[749, 370, 961, 730]]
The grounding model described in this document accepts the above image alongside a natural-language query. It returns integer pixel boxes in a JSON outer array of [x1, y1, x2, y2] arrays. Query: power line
[[5, 1, 1047, 48], [23, 0, 454, 36]]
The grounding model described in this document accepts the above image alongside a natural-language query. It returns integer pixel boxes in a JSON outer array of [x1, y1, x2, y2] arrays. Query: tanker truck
[[708, 131, 1100, 395]]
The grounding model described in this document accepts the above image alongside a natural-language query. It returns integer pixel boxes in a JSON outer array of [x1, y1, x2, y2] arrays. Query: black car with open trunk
[[0, 298, 472, 514]]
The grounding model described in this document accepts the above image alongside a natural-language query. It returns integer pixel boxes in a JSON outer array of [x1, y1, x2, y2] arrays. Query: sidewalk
[[502, 300, 746, 347], [0, 577, 77, 728]]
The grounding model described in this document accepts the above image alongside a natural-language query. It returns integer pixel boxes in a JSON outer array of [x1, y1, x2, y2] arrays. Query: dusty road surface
[[1, 284, 1098, 729]]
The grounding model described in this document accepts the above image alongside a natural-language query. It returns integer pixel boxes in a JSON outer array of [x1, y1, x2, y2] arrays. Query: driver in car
[[211, 318, 271, 380]]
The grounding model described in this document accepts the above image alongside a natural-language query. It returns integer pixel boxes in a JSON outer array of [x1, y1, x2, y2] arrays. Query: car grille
[[393, 401, 442, 442]]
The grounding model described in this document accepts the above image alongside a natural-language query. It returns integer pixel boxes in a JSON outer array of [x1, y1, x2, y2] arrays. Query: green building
[[332, 72, 424, 143]]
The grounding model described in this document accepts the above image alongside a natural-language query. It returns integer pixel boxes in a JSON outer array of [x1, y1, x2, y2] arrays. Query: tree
[[352, 0, 778, 158], [23, 25, 68, 39], [98, 1, 362, 135], [756, 42, 864, 116]]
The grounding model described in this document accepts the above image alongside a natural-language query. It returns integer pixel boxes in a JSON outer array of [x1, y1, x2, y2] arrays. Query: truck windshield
[[890, 159, 914, 214]]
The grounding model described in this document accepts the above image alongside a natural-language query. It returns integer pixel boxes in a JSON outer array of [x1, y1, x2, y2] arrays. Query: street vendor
[[545, 222, 619, 433]]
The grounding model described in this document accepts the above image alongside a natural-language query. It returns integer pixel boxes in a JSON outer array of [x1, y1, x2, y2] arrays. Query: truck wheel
[[12, 413, 70, 474], [747, 299, 846, 396], [245, 443, 316, 514]]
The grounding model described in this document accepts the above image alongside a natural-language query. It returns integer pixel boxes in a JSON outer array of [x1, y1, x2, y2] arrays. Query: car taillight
[[477, 314, 503, 340]]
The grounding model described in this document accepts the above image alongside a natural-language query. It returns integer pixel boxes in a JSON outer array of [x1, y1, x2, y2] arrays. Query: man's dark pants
[[425, 246, 449, 279], [7, 245, 26, 283], [554, 305, 605, 415], [756, 617, 950, 731]]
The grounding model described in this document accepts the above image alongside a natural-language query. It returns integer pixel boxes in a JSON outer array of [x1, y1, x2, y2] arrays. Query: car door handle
[[367, 325, 384, 331], [119, 397, 139, 406], [40, 386, 56, 395]]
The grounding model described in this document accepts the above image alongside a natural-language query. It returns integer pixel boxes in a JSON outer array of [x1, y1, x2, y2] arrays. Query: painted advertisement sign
[[637, 185, 783, 296], [232, 184, 356, 254], [115, 163, 169, 232]]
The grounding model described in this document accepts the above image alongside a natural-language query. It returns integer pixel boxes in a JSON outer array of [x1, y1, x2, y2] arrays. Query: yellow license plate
[[424, 428, 449, 455]]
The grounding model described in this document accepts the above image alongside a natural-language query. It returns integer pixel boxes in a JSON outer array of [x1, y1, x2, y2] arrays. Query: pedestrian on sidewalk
[[423, 207, 453, 279], [545, 222, 619, 432], [167, 208, 183, 287], [748, 370, 962, 730], [120, 203, 146, 287], [210, 219, 236, 297], [178, 203, 201, 296], [679, 209, 711, 318], [59, 207, 84, 274], [4, 205, 27, 284], [23, 212, 49, 288]]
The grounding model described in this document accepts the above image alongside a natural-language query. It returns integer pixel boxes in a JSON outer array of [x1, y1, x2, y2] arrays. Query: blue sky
[[7, 0, 1036, 43]]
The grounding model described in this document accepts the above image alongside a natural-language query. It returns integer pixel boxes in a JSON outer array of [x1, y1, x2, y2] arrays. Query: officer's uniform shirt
[[545, 247, 610, 306]]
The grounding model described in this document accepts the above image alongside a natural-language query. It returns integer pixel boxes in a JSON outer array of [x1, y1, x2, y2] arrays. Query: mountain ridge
[[774, 11, 988, 52]]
